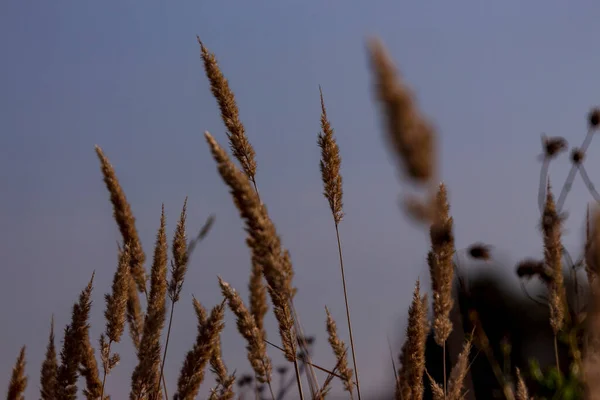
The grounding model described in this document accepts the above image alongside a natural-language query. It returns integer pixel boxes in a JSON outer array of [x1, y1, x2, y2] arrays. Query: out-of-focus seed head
[[589, 107, 600, 129], [571, 148, 585, 164], [468, 243, 492, 261], [542, 135, 568, 159], [516, 259, 553, 284]]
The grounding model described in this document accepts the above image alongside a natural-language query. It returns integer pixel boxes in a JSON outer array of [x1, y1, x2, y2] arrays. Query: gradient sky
[[2, 1, 600, 398]]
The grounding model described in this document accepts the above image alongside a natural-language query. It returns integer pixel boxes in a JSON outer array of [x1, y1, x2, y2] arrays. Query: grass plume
[[7, 347, 27, 400], [174, 301, 226, 400], [197, 37, 257, 184], [324, 307, 354, 397], [40, 317, 58, 400], [130, 206, 168, 400], [397, 281, 428, 400]]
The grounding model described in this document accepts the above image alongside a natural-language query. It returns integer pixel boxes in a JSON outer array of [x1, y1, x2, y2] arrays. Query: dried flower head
[[571, 148, 585, 164], [468, 243, 492, 260], [589, 107, 600, 129], [542, 135, 568, 159], [516, 259, 553, 284]]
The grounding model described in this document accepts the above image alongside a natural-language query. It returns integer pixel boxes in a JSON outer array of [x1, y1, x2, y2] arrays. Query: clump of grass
[[12, 33, 600, 400]]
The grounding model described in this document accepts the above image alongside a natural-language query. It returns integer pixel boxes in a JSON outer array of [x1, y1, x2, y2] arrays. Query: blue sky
[[2, 1, 600, 398]]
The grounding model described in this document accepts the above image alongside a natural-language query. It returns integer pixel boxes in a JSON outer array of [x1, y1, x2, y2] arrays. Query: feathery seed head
[[169, 197, 189, 302], [318, 86, 344, 225], [95, 145, 147, 293], [324, 307, 354, 394], [197, 37, 257, 180], [7, 347, 27, 400], [367, 37, 437, 184], [204, 131, 298, 361], [397, 281, 428, 400]]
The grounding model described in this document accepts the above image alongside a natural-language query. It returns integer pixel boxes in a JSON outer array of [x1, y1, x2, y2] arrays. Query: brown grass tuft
[[130, 206, 168, 400], [447, 340, 472, 400], [56, 274, 95, 400], [174, 301, 226, 400], [7, 347, 27, 400], [218, 277, 272, 384], [105, 245, 131, 344], [169, 197, 189, 303], [204, 131, 298, 363], [40, 317, 58, 400], [367, 37, 436, 184], [397, 281, 429, 400], [541, 183, 566, 334], [249, 258, 268, 336], [515, 368, 529, 400], [208, 332, 236, 400], [197, 37, 257, 183], [428, 182, 455, 346], [324, 307, 354, 396], [95, 145, 147, 354], [94, 145, 147, 294], [318, 86, 344, 225]]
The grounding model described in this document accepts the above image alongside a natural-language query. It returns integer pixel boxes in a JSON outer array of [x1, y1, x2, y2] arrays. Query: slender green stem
[[334, 223, 362, 400]]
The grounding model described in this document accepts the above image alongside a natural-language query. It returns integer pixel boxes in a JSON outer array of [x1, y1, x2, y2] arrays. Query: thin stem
[[554, 334, 560, 372], [251, 179, 261, 204], [578, 165, 600, 203], [100, 340, 112, 400], [557, 128, 594, 211], [259, 359, 276, 400], [443, 341, 447, 398], [266, 380, 275, 400], [157, 300, 176, 400], [539, 157, 550, 212], [264, 339, 344, 379], [557, 164, 578, 211], [334, 223, 362, 400], [293, 358, 305, 400], [387, 335, 399, 384]]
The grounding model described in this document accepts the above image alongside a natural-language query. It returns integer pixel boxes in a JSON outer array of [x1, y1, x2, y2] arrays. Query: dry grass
[[8, 35, 600, 400]]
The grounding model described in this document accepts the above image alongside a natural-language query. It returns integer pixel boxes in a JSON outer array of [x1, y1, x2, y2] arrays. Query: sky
[[2, 1, 600, 398]]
